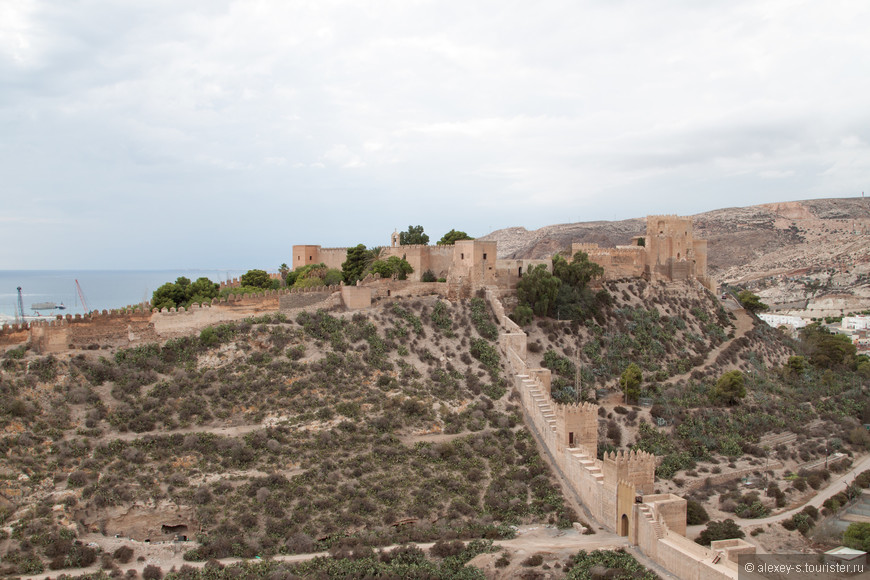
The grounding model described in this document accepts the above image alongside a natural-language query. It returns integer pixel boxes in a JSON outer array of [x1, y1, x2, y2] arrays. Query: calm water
[[0, 270, 250, 322]]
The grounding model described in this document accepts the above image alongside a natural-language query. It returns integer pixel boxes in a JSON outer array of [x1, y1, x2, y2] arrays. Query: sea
[[0, 270, 251, 323]]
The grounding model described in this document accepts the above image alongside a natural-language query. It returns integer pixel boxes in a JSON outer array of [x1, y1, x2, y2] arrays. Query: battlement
[[449, 277, 729, 579], [571, 216, 710, 286], [603, 449, 656, 494], [392, 243, 444, 250], [646, 214, 688, 221], [609, 247, 645, 256], [552, 400, 598, 413], [554, 400, 598, 452], [603, 449, 656, 464], [572, 243, 603, 252], [0, 286, 331, 352]]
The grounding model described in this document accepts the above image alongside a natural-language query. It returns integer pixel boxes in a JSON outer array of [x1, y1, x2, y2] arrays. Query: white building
[[758, 313, 807, 329], [842, 315, 870, 331]]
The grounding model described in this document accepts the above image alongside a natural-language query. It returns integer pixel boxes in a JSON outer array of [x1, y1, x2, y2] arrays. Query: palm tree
[[363, 247, 385, 274]]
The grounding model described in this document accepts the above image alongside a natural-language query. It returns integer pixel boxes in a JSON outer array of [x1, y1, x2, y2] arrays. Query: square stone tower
[[644, 215, 708, 285]]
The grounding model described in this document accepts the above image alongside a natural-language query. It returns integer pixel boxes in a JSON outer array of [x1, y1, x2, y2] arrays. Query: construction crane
[[15, 287, 25, 324], [75, 279, 90, 314]]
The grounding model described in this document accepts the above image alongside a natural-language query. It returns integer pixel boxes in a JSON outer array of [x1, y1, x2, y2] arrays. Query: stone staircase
[[638, 504, 666, 539], [521, 373, 606, 483], [521, 375, 557, 433], [570, 449, 604, 483]]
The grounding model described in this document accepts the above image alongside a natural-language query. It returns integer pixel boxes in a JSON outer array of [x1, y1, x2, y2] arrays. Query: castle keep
[[571, 215, 712, 290]]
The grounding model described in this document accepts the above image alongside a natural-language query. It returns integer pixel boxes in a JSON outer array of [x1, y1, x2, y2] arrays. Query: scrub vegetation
[[0, 298, 579, 575]]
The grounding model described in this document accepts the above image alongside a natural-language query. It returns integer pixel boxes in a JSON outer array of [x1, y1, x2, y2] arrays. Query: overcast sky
[[2, 1, 868, 270]]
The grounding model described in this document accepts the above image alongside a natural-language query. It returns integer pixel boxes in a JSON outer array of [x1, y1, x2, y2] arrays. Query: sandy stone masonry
[[484, 287, 751, 580], [296, 215, 715, 304], [0, 287, 339, 353], [572, 215, 714, 291]]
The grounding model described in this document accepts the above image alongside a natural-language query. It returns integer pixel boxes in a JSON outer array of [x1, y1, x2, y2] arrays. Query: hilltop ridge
[[482, 197, 870, 315]]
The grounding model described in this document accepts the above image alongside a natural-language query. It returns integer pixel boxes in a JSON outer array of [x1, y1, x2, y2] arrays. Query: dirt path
[[399, 430, 486, 445], [398, 426, 526, 445], [95, 424, 511, 446], [92, 422, 266, 443], [665, 303, 754, 384], [686, 453, 870, 541], [20, 526, 631, 580]]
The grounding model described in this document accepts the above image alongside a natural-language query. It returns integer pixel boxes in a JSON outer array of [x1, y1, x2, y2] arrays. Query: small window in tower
[[309, 255, 313, 260], [483, 253, 487, 260], [461, 253, 464, 260]]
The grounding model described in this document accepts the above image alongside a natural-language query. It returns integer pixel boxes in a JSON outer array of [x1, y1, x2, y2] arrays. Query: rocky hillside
[[0, 299, 582, 576], [483, 197, 870, 315], [4, 278, 869, 572]]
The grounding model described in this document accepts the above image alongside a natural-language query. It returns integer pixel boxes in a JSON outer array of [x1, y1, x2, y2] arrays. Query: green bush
[[565, 549, 657, 579], [470, 298, 499, 340], [696, 520, 744, 546], [542, 349, 575, 379], [510, 305, 534, 326], [686, 499, 709, 525]]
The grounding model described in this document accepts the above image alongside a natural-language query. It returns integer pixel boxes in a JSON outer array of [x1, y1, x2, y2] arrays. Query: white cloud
[[1, 0, 869, 267]]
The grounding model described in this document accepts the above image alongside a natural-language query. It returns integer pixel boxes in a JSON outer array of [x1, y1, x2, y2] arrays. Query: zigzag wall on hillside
[[483, 287, 749, 580]]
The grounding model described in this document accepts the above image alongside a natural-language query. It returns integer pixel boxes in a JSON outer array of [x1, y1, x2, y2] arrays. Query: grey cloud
[[1, 0, 868, 268]]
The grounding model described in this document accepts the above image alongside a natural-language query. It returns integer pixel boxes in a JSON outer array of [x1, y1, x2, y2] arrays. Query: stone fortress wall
[[572, 215, 714, 291], [298, 215, 714, 303], [571, 243, 647, 279], [5, 215, 714, 354], [0, 287, 340, 353], [292, 232, 456, 283], [484, 287, 751, 580]]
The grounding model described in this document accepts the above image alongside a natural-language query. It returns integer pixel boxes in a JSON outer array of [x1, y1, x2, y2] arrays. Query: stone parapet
[[481, 289, 745, 580]]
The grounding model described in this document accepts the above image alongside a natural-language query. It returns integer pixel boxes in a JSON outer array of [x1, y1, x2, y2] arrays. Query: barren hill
[[482, 197, 870, 314]]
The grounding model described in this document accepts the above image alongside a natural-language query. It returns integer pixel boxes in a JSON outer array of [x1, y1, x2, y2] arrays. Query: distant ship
[[30, 302, 66, 311]]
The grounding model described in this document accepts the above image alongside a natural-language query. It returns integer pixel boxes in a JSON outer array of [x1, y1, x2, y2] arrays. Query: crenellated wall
[[291, 245, 349, 271], [571, 243, 646, 279], [555, 402, 598, 451], [568, 215, 715, 291], [602, 450, 656, 494], [483, 287, 746, 580], [293, 241, 458, 283], [293, 216, 715, 308], [0, 288, 338, 353]]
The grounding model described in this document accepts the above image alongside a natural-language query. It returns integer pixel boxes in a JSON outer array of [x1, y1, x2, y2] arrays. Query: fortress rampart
[[294, 214, 714, 300], [0, 287, 341, 353], [483, 287, 746, 579], [570, 215, 715, 291]]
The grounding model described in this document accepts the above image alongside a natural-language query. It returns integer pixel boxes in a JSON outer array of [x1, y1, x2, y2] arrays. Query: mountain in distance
[[482, 197, 870, 315]]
